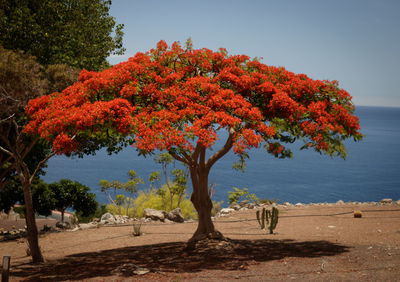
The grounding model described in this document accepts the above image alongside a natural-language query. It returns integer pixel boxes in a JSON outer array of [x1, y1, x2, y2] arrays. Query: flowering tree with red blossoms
[[25, 40, 362, 241]]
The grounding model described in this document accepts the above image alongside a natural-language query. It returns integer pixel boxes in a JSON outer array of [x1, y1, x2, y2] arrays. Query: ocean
[[43, 106, 400, 206]]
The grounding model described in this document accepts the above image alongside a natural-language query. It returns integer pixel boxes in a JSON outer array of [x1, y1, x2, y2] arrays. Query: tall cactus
[[256, 206, 279, 234]]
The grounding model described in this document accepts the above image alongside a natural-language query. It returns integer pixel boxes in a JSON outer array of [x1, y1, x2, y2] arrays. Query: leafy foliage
[[48, 179, 97, 222], [0, 178, 53, 216], [0, 0, 125, 70], [25, 40, 362, 159], [228, 187, 258, 204], [132, 187, 196, 219], [75, 204, 108, 224]]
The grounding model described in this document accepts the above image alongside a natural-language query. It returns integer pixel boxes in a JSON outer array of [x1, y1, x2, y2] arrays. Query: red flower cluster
[[25, 40, 362, 157]]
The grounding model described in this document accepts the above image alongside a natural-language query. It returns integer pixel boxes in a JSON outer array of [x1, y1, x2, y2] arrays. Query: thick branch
[[199, 146, 206, 170], [169, 151, 190, 166], [192, 143, 202, 163], [205, 128, 235, 171], [21, 137, 39, 159]]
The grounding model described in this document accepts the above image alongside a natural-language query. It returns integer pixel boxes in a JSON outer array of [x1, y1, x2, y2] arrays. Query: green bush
[[131, 186, 197, 219], [75, 204, 108, 223], [228, 187, 259, 204]]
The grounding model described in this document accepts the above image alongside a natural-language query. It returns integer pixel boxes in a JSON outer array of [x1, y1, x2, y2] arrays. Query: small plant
[[228, 187, 259, 204], [256, 207, 279, 234], [132, 222, 142, 236], [353, 210, 362, 218]]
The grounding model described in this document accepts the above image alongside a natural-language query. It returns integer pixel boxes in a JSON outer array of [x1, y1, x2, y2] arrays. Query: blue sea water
[[43, 106, 400, 206]]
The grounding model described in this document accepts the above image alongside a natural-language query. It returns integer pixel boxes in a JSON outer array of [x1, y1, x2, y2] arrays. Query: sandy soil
[[1, 203, 400, 281]]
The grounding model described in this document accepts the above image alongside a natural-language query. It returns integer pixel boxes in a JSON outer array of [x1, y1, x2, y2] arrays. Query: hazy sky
[[108, 0, 400, 107]]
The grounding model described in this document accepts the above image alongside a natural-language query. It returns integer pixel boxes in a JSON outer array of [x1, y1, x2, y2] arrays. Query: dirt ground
[[1, 203, 400, 281]]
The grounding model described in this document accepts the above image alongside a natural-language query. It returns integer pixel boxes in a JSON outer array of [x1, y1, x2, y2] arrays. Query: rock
[[396, 200, 400, 205], [295, 203, 304, 207], [246, 203, 256, 209], [220, 208, 235, 215], [229, 202, 241, 210], [134, 267, 150, 275], [145, 208, 167, 221], [101, 212, 116, 224], [336, 200, 344, 205], [78, 223, 97, 230], [113, 263, 150, 276], [380, 198, 392, 204], [114, 215, 127, 224], [56, 221, 71, 229], [167, 208, 184, 223], [283, 202, 291, 206]]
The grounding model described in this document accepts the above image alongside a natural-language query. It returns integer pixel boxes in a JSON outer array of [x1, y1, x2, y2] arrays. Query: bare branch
[[0, 144, 14, 157], [0, 113, 16, 124], [0, 84, 20, 102], [29, 151, 56, 183], [205, 128, 235, 171], [21, 137, 39, 159]]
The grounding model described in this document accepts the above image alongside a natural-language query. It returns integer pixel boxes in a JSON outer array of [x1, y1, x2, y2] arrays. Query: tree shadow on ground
[[11, 238, 350, 281]]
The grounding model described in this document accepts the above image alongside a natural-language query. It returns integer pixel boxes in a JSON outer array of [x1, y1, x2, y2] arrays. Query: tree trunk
[[189, 166, 224, 242], [22, 181, 43, 263], [61, 210, 65, 223]]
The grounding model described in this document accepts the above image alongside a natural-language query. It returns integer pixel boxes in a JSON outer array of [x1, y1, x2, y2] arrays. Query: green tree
[[148, 171, 161, 189], [0, 0, 124, 262], [170, 169, 188, 209], [0, 178, 54, 217], [49, 179, 97, 223], [100, 170, 143, 215], [24, 40, 363, 243], [0, 0, 125, 70]]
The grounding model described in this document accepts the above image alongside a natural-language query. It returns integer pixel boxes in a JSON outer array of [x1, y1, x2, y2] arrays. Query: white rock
[[336, 200, 344, 205], [79, 223, 97, 230], [220, 208, 235, 214], [145, 208, 167, 221], [101, 213, 116, 224], [295, 203, 304, 207], [133, 268, 150, 275]]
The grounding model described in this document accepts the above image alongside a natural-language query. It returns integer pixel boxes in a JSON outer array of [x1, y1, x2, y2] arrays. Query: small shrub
[[13, 206, 26, 218], [75, 204, 108, 223], [132, 187, 197, 219], [132, 222, 142, 236], [228, 187, 259, 204], [257, 198, 278, 205], [211, 200, 223, 217]]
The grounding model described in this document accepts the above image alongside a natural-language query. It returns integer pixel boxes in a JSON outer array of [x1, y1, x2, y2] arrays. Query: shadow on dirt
[[11, 238, 349, 281]]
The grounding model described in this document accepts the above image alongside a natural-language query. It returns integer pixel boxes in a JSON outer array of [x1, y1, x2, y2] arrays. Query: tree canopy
[[25, 40, 362, 241], [0, 0, 124, 70], [49, 179, 97, 223]]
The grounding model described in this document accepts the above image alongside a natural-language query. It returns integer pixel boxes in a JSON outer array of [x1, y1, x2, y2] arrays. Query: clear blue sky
[[108, 0, 400, 107]]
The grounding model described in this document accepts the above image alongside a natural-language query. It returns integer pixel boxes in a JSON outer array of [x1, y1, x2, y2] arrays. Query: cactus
[[256, 207, 279, 234]]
